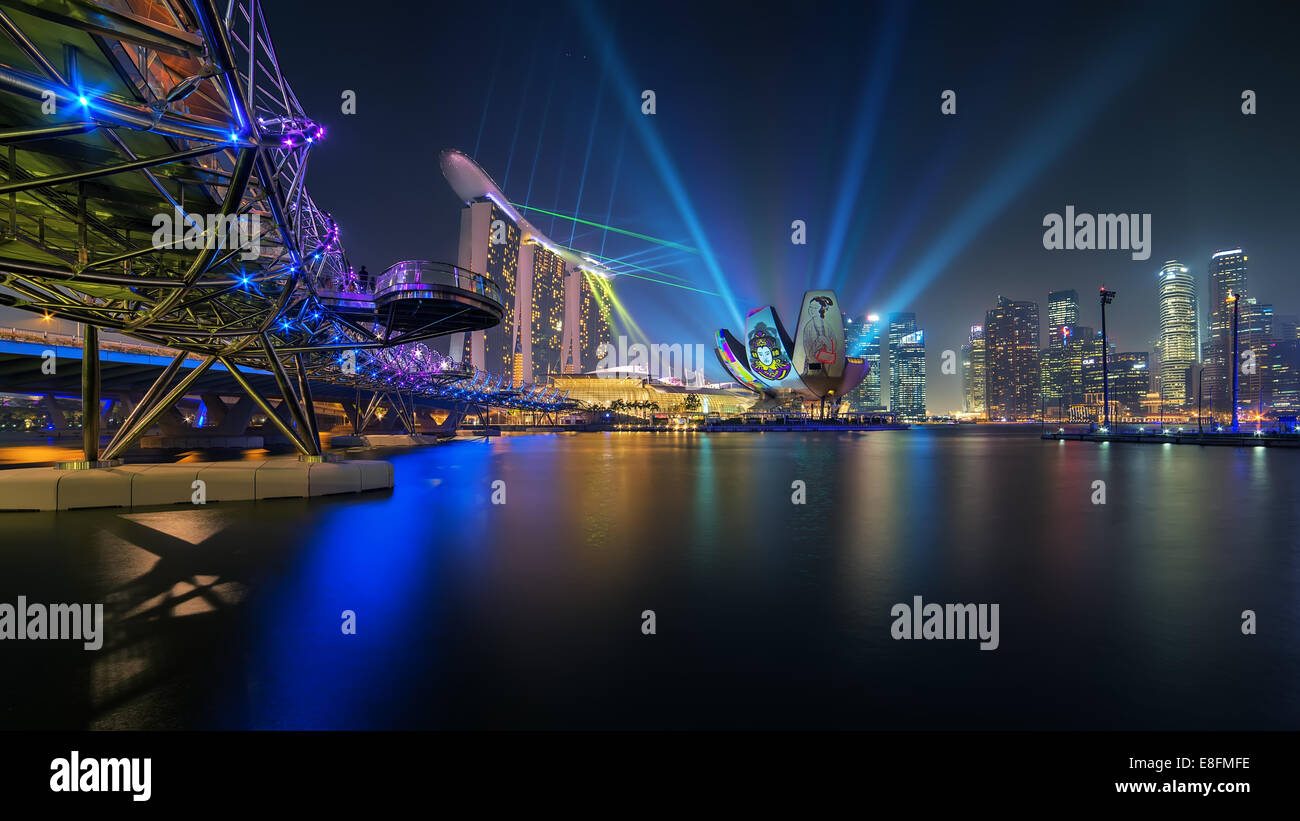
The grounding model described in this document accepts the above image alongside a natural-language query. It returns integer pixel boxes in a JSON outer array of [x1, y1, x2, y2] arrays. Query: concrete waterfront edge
[[0, 459, 394, 512]]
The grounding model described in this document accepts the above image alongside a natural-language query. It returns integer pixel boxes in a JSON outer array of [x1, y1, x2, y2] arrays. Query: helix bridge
[[0, 0, 571, 466]]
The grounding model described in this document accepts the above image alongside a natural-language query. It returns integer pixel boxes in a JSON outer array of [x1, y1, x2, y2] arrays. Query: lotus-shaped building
[[715, 290, 868, 407]]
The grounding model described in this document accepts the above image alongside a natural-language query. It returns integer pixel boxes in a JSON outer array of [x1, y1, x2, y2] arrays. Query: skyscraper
[[893, 329, 927, 419], [580, 270, 612, 370], [1237, 298, 1273, 415], [1046, 290, 1079, 348], [1206, 248, 1248, 412], [847, 313, 884, 410], [560, 266, 612, 374], [516, 242, 566, 382], [1268, 339, 1300, 412], [1079, 328, 1112, 398], [843, 314, 868, 411], [1156, 260, 1198, 407], [1041, 289, 1079, 413], [451, 200, 519, 373], [983, 296, 1040, 420], [1111, 351, 1151, 416], [887, 312, 918, 415], [1064, 324, 1095, 410], [962, 324, 986, 415]]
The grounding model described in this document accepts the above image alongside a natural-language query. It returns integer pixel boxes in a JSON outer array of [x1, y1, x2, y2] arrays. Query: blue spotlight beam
[[820, 0, 907, 293], [878, 19, 1180, 315], [573, 0, 744, 328]]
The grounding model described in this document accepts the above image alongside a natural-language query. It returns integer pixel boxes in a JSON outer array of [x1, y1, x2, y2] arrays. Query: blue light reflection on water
[[172, 428, 1300, 729]]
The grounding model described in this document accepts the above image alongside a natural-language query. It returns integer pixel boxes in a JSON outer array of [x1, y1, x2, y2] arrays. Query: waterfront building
[[1155, 260, 1199, 407], [887, 312, 927, 418], [962, 324, 986, 416], [983, 296, 1040, 420], [1205, 248, 1248, 412]]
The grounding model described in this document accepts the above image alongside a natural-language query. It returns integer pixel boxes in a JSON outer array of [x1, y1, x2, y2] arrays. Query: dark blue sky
[[265, 0, 1300, 411]]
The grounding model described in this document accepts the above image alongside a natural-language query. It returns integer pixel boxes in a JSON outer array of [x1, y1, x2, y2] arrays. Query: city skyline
[[240, 0, 1300, 414], [3, 0, 1300, 768]]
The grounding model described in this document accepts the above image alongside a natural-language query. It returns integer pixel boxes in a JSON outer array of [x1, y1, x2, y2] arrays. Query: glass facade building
[[887, 313, 926, 418], [1156, 260, 1199, 407], [1206, 248, 1248, 412], [984, 296, 1040, 420], [846, 313, 883, 411], [962, 324, 986, 415]]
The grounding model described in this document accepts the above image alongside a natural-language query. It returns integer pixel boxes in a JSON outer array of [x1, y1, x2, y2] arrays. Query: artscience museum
[[715, 290, 869, 411]]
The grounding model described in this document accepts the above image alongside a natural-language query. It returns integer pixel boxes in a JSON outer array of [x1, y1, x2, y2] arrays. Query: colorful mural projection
[[748, 324, 791, 380], [715, 329, 768, 393], [742, 306, 804, 391], [715, 290, 868, 402], [792, 290, 845, 380]]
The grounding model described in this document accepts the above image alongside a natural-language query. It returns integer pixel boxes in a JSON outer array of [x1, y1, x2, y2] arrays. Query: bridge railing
[[374, 261, 501, 304]]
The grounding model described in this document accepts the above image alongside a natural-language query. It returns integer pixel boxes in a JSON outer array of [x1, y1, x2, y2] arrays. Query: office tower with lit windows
[[1111, 351, 1151, 416], [1041, 290, 1079, 412], [887, 313, 921, 415], [1156, 260, 1199, 407], [1269, 339, 1300, 412], [845, 313, 884, 410], [559, 266, 612, 374], [1237, 298, 1273, 414], [1063, 324, 1095, 408], [1206, 248, 1248, 412], [892, 328, 927, 419], [1079, 328, 1113, 398], [983, 296, 1040, 420], [843, 314, 867, 410], [962, 324, 986, 415], [1047, 290, 1079, 347], [580, 270, 612, 370], [514, 242, 567, 382], [450, 199, 519, 372]]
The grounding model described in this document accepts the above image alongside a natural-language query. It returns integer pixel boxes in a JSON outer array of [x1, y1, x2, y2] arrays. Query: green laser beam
[[603, 269, 720, 297], [576, 250, 694, 283], [550, 244, 693, 284], [509, 202, 699, 254]]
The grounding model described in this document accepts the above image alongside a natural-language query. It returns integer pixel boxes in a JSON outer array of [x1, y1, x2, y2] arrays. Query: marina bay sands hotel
[[439, 150, 613, 383]]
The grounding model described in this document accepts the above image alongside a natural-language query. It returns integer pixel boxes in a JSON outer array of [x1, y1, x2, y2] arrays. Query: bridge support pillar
[[80, 325, 101, 463], [294, 352, 322, 452], [214, 394, 257, 436], [40, 394, 66, 430], [258, 334, 319, 456], [201, 392, 229, 427]]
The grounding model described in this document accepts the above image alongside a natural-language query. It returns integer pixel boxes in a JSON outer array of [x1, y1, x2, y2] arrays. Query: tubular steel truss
[[0, 0, 573, 463]]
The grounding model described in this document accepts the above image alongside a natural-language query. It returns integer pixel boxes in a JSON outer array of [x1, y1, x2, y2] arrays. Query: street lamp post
[[1229, 292, 1240, 433], [1100, 288, 1116, 430]]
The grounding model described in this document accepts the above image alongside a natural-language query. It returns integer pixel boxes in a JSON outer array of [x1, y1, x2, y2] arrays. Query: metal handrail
[[373, 260, 501, 304]]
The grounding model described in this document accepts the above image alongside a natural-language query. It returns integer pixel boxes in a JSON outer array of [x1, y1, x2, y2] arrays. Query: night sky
[[34, 0, 1300, 412]]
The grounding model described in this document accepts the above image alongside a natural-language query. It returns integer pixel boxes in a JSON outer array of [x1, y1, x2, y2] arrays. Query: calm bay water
[[1, 426, 1297, 729]]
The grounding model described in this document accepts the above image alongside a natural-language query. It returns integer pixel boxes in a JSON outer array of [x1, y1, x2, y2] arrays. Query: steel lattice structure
[[0, 0, 572, 464]]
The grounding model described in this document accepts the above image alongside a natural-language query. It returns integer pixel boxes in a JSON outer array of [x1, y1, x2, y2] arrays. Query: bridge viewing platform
[[0, 0, 575, 507]]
